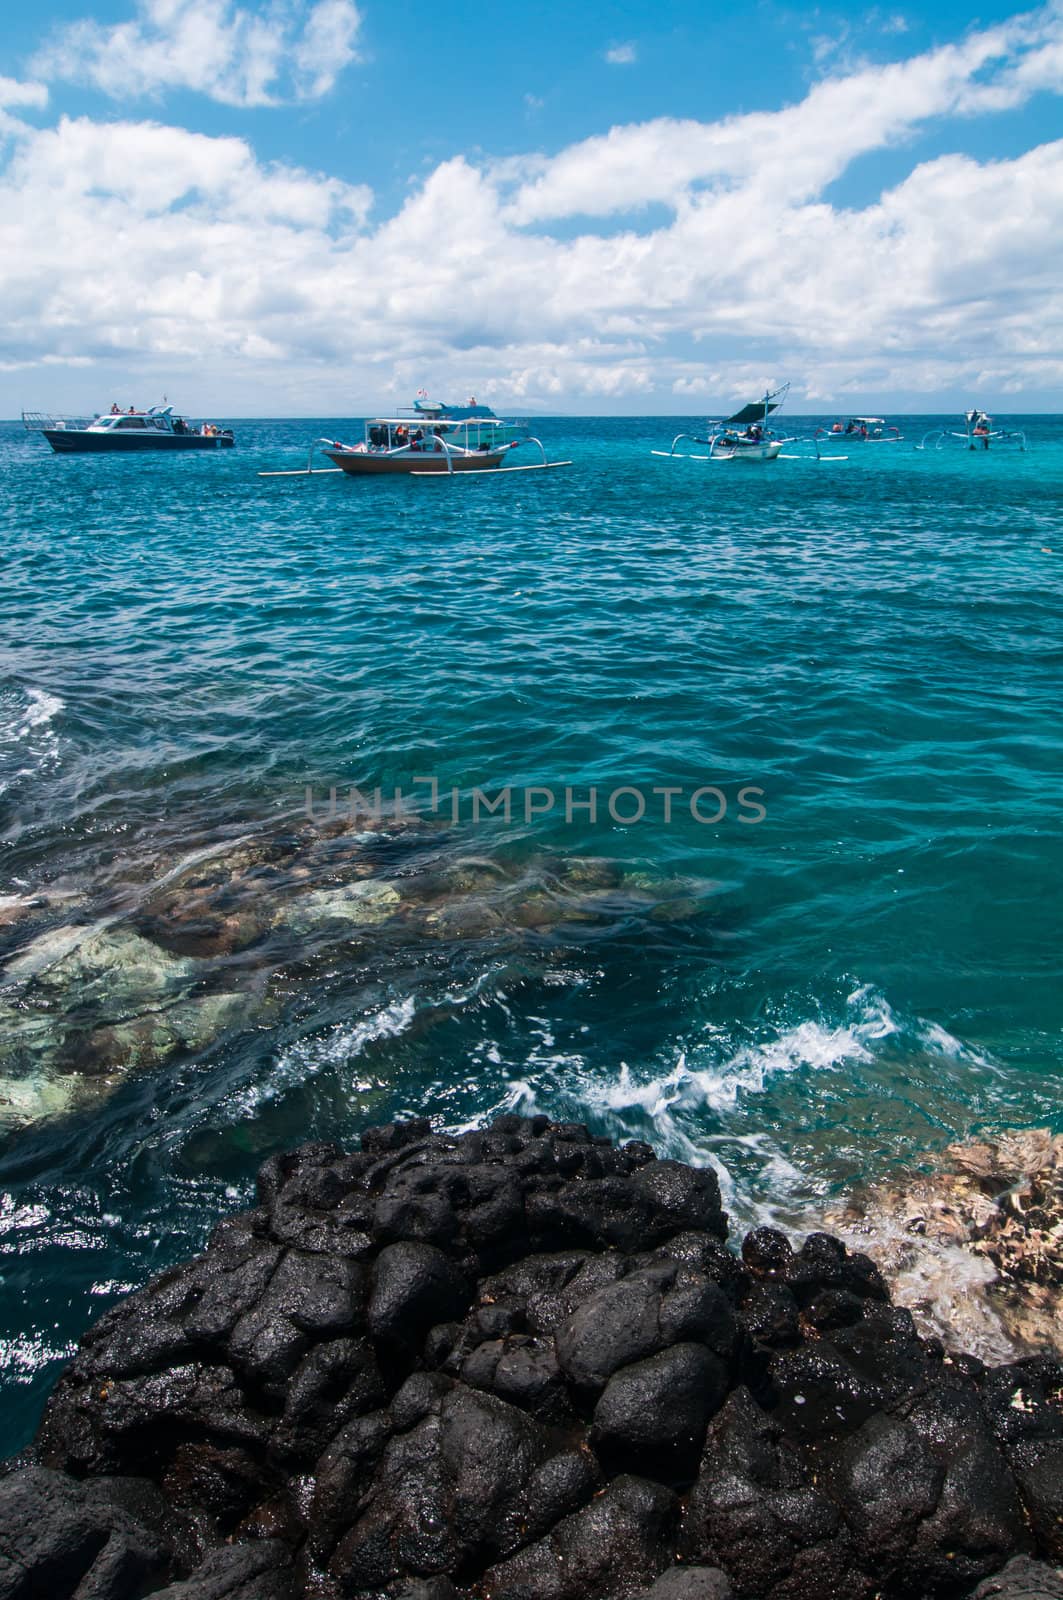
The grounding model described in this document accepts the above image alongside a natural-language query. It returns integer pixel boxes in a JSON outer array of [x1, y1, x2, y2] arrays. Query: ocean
[[1, 412, 1061, 1454]]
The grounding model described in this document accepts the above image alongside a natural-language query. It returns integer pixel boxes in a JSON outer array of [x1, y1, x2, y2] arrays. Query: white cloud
[[505, 14, 1049, 224], [0, 77, 48, 111], [5, 4, 1063, 410], [604, 43, 637, 65], [34, 0, 363, 108], [0, 76, 48, 142]]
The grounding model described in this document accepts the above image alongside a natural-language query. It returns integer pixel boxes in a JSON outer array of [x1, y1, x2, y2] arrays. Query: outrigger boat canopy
[[723, 392, 785, 428]]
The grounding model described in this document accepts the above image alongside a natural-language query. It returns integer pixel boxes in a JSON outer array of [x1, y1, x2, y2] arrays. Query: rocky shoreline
[[2, 1116, 1063, 1600], [825, 1130, 1063, 1366]]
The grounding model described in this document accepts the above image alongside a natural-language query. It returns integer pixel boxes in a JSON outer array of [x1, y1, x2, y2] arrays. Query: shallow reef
[[2, 1116, 1062, 1599], [0, 817, 719, 1130], [826, 1130, 1063, 1365]]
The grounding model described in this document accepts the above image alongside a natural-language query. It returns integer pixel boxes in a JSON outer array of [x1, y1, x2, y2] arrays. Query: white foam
[[0, 686, 64, 798], [828, 1212, 1021, 1365], [223, 996, 418, 1120], [12, 688, 63, 738]]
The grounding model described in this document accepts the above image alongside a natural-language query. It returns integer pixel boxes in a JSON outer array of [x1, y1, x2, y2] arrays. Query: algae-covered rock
[[276, 880, 402, 935], [85, 992, 257, 1072], [6, 923, 202, 1005]]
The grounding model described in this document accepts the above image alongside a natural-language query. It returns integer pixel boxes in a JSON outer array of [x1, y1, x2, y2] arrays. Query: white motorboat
[[22, 404, 234, 453]]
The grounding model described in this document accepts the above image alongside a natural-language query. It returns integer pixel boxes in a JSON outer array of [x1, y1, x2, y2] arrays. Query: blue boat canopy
[[414, 399, 498, 421]]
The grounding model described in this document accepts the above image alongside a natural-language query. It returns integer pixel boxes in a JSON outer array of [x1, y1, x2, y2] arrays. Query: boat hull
[[325, 450, 507, 475], [42, 430, 234, 453], [715, 440, 782, 462]]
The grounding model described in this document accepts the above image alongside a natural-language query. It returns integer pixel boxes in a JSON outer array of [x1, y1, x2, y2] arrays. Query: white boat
[[653, 385, 790, 463], [820, 417, 902, 442], [917, 409, 1028, 453], [260, 397, 569, 479], [22, 404, 234, 453]]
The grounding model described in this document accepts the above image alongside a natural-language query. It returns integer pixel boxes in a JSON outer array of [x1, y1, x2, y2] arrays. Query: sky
[[1, 0, 1062, 415]]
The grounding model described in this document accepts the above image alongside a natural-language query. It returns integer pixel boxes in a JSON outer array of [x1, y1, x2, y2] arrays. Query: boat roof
[[721, 384, 788, 427], [412, 400, 498, 421], [849, 416, 885, 424], [724, 400, 779, 426], [96, 405, 175, 418], [368, 415, 507, 427]]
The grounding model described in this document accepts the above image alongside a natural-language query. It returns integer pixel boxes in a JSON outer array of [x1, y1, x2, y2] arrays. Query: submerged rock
[[0, 921, 252, 1131], [276, 880, 402, 935], [3, 1115, 1061, 1599], [0, 828, 720, 1133]]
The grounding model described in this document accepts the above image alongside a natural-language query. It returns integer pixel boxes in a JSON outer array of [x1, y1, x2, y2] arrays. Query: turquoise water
[[1, 414, 1061, 1452]]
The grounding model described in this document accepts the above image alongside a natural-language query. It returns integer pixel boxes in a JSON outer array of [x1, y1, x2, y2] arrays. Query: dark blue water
[[1, 413, 1061, 1452]]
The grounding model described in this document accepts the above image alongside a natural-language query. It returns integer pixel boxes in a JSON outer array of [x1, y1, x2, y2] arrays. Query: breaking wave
[[0, 684, 63, 805]]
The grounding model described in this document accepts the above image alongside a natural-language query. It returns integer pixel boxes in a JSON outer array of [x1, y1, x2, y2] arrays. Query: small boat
[[22, 405, 234, 453], [653, 385, 790, 464], [260, 397, 569, 479], [917, 410, 1028, 453], [821, 417, 902, 442]]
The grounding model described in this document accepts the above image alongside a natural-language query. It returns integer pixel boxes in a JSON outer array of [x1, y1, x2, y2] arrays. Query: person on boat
[[110, 402, 120, 414], [858, 422, 869, 439], [128, 405, 136, 414]]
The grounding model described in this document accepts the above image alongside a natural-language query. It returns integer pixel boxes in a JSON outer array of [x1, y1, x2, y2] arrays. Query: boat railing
[[510, 435, 548, 466], [21, 410, 93, 432]]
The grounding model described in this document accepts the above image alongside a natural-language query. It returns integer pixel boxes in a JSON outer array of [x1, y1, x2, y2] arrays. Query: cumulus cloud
[[504, 12, 1056, 223], [34, 0, 363, 108], [5, 4, 1063, 409], [604, 43, 637, 65], [0, 76, 48, 142]]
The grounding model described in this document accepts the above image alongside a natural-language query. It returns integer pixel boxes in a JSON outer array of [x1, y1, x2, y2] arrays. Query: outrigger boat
[[260, 398, 569, 479], [653, 385, 790, 464], [821, 417, 902, 442], [917, 409, 1028, 453], [22, 404, 234, 453]]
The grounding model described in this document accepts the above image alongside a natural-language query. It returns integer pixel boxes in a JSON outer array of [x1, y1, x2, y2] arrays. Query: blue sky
[[2, 0, 1062, 413]]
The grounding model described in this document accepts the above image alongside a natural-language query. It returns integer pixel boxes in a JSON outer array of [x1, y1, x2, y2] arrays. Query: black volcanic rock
[[2, 1115, 1061, 1599]]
